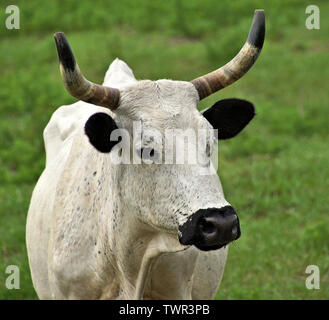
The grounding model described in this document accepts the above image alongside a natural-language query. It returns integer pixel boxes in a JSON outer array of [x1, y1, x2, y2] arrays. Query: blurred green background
[[0, 0, 328, 299]]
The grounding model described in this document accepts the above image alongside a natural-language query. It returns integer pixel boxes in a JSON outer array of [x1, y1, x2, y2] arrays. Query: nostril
[[200, 219, 216, 235], [231, 225, 238, 238]]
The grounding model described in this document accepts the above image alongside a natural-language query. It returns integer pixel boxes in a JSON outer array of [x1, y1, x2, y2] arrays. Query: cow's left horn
[[54, 32, 120, 110], [191, 10, 265, 100]]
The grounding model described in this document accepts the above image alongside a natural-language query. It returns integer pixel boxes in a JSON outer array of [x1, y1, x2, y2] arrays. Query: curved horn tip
[[54, 32, 76, 71], [247, 9, 265, 49]]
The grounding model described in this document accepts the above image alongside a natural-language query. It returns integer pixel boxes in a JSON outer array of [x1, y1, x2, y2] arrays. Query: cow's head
[[54, 10, 265, 252]]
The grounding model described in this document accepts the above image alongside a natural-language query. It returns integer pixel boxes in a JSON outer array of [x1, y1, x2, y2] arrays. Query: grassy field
[[0, 0, 328, 299]]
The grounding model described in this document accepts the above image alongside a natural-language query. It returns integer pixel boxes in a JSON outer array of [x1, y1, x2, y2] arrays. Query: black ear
[[202, 98, 255, 140], [84, 112, 121, 153]]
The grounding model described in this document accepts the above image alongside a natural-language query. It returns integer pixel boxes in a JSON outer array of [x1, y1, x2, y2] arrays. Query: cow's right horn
[[191, 10, 265, 100], [54, 32, 120, 110]]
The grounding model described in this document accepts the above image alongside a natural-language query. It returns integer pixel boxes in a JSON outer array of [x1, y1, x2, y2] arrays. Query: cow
[[26, 10, 265, 300]]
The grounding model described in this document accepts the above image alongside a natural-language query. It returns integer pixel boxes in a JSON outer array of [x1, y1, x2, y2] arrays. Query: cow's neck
[[106, 208, 185, 299]]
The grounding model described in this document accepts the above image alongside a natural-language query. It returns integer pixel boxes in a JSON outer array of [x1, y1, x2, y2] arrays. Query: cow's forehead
[[116, 79, 202, 128], [103, 59, 204, 129], [120, 79, 199, 109]]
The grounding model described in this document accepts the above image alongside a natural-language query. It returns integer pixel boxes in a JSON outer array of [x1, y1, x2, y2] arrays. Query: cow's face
[[54, 10, 264, 251], [84, 78, 255, 251]]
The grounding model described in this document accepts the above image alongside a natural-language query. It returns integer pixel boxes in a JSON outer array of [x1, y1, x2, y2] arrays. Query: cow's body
[[26, 60, 228, 299]]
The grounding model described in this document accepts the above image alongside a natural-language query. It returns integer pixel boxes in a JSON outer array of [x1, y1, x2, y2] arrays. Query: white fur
[[26, 59, 229, 299]]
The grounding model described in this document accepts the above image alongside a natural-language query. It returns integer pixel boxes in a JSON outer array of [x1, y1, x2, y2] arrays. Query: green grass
[[0, 0, 328, 299]]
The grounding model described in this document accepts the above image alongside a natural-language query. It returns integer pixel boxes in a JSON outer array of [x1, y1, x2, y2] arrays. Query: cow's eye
[[138, 147, 156, 160]]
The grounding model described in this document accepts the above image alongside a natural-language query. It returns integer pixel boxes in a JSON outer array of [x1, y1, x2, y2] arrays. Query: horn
[[54, 32, 120, 110], [191, 10, 265, 100]]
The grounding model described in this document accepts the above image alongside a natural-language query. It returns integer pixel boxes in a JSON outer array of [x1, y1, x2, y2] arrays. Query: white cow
[[26, 10, 265, 299]]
